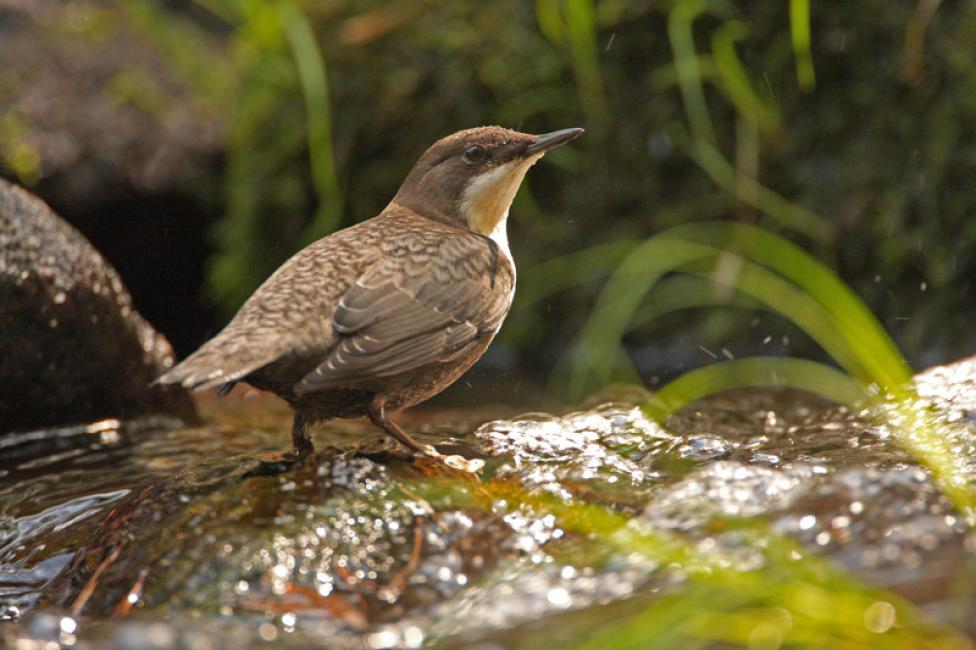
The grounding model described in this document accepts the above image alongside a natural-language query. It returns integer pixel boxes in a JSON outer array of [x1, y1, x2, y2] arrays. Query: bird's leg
[[366, 399, 430, 456], [243, 413, 315, 479], [366, 399, 484, 473], [291, 412, 314, 456]]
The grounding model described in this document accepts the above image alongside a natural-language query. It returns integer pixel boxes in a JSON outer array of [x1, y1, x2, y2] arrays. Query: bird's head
[[393, 126, 584, 235]]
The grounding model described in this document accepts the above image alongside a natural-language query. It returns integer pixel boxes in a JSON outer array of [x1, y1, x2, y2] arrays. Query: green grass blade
[[690, 139, 832, 240], [643, 356, 867, 422], [563, 0, 607, 125], [683, 259, 877, 383], [789, 0, 816, 90], [280, 4, 344, 243], [535, 0, 565, 45], [630, 273, 765, 328], [657, 222, 912, 388], [711, 20, 781, 133], [668, 0, 715, 145], [567, 238, 720, 396], [517, 240, 640, 307], [410, 479, 965, 649]]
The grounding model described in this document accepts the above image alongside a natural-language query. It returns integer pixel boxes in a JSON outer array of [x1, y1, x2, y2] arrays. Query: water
[[2, 359, 976, 648]]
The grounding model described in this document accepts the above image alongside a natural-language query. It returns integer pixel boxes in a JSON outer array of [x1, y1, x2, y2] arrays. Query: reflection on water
[[1, 361, 976, 647]]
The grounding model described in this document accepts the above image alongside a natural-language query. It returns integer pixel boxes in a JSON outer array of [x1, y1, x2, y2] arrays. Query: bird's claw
[[243, 449, 316, 478], [419, 444, 485, 473]]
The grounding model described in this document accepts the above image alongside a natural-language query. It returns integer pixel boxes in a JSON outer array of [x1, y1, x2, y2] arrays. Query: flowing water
[[2, 358, 976, 648]]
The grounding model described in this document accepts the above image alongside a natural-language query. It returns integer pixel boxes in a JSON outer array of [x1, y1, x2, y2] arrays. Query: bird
[[157, 125, 583, 459]]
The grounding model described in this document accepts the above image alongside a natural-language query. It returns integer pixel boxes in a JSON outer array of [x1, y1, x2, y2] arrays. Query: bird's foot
[[418, 444, 485, 474], [244, 448, 316, 478], [366, 400, 484, 473]]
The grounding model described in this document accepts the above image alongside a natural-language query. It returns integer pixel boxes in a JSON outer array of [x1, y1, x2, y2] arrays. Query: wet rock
[[641, 461, 809, 531], [915, 354, 976, 427], [6, 357, 976, 647], [35, 452, 502, 626], [475, 403, 675, 504], [0, 179, 195, 432], [17, 444, 558, 648]]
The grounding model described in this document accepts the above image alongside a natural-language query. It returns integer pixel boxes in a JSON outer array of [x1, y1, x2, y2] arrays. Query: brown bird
[[158, 125, 583, 458]]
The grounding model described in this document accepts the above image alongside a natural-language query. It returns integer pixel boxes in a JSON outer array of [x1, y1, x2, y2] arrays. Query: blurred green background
[[2, 0, 974, 399]]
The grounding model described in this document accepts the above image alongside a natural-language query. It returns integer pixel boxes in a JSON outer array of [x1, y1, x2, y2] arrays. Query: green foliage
[[123, 0, 322, 312], [643, 356, 866, 419], [4, 3, 976, 645], [563, 218, 976, 512], [280, 4, 344, 244], [101, 0, 976, 367], [124, 0, 976, 519], [4, 1, 976, 355], [789, 0, 815, 90], [0, 113, 41, 185], [204, 1, 342, 313], [532, 6, 976, 638]]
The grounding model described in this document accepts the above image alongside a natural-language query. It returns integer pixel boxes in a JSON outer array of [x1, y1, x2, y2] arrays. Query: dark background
[[2, 0, 974, 401]]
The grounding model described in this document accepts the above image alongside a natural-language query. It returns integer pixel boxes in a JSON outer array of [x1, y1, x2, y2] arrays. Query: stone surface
[[3, 359, 976, 647], [0, 178, 195, 431]]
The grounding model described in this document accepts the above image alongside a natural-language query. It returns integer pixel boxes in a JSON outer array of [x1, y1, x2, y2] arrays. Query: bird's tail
[[155, 336, 275, 393]]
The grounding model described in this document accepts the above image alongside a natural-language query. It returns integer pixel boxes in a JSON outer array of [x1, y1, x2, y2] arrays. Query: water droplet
[[546, 587, 572, 608], [864, 601, 896, 633], [367, 629, 398, 649], [258, 623, 278, 641], [403, 626, 425, 648]]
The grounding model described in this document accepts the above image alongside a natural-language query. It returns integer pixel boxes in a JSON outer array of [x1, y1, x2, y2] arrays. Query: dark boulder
[[0, 179, 195, 432]]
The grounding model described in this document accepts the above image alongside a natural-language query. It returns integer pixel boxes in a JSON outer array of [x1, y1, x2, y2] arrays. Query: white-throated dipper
[[158, 126, 583, 459]]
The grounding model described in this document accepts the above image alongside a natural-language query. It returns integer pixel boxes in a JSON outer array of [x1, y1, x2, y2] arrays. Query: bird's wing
[[295, 232, 513, 394], [155, 345, 281, 392], [156, 221, 384, 392]]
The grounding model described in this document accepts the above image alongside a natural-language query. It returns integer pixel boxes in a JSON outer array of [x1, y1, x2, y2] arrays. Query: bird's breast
[[487, 210, 516, 304]]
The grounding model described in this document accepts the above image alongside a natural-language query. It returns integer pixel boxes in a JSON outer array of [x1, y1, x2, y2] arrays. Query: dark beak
[[525, 127, 585, 155]]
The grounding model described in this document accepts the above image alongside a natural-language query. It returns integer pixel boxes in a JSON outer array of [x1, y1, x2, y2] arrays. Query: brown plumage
[[157, 126, 583, 456]]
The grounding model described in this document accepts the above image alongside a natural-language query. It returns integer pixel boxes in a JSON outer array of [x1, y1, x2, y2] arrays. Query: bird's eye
[[463, 145, 486, 163]]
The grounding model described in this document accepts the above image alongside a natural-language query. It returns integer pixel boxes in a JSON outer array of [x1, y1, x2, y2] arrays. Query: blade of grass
[[517, 240, 640, 307], [563, 0, 607, 125], [630, 273, 766, 328], [567, 238, 722, 396], [668, 0, 715, 145], [280, 4, 344, 243], [643, 356, 867, 422], [535, 0, 565, 45], [657, 222, 912, 388], [690, 138, 832, 240], [684, 258, 881, 383], [711, 20, 781, 133], [789, 0, 816, 90]]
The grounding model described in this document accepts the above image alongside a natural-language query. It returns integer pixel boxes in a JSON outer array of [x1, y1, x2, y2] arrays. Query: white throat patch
[[459, 153, 544, 246], [487, 208, 513, 266]]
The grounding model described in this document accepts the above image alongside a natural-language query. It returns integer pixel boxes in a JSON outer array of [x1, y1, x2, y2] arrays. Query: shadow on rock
[[0, 179, 195, 433]]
